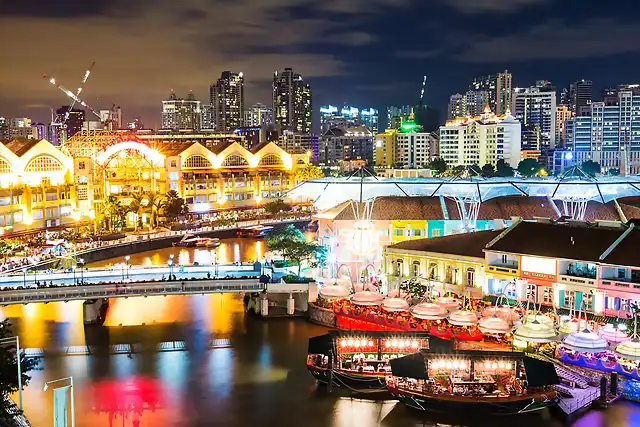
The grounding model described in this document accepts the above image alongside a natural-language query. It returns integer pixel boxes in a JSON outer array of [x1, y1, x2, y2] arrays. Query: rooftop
[[388, 229, 503, 259]]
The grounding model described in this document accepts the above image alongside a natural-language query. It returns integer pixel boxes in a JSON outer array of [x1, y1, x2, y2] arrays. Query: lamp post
[[78, 258, 85, 285], [72, 265, 76, 285], [169, 254, 175, 279], [213, 250, 218, 277], [0, 336, 23, 411], [34, 268, 37, 286], [21, 268, 27, 287], [43, 376, 75, 427], [125, 255, 130, 279]]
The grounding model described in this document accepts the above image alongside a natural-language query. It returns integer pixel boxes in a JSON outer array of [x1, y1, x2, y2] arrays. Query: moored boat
[[386, 346, 559, 415]]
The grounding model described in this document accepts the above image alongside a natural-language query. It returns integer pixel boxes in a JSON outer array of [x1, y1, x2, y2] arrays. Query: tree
[[0, 319, 38, 400], [263, 199, 292, 216], [103, 195, 122, 231], [288, 239, 322, 276], [145, 192, 164, 229], [0, 242, 12, 260], [608, 168, 620, 176], [265, 225, 322, 275], [400, 277, 427, 299], [442, 165, 465, 177], [163, 190, 189, 222], [427, 157, 447, 175], [581, 160, 601, 176], [296, 163, 324, 182], [480, 163, 495, 178], [128, 193, 146, 230], [517, 158, 543, 177], [495, 159, 514, 177]]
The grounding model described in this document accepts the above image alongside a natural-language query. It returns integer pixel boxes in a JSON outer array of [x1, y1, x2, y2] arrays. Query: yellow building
[[374, 129, 397, 167], [0, 131, 309, 234]]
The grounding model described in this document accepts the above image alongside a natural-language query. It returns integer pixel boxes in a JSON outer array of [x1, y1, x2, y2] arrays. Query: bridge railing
[[0, 278, 265, 305]]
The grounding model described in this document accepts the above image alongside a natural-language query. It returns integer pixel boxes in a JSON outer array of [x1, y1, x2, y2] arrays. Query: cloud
[[395, 49, 441, 59], [0, 0, 410, 124], [442, 0, 553, 13], [454, 18, 640, 62]]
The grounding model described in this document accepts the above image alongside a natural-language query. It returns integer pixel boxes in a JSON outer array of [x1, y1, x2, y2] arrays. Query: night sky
[[1, 0, 639, 128]]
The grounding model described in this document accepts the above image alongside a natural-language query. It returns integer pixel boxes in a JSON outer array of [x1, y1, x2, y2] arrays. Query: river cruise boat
[[173, 235, 219, 247], [306, 330, 434, 392], [237, 225, 274, 238], [387, 347, 559, 415]]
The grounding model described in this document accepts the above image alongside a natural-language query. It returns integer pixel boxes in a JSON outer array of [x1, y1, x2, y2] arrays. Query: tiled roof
[[602, 227, 640, 267], [157, 142, 195, 156], [389, 229, 503, 259], [332, 197, 445, 221], [477, 197, 559, 220], [580, 201, 621, 222], [620, 203, 640, 221], [486, 221, 624, 263], [3, 139, 40, 157]]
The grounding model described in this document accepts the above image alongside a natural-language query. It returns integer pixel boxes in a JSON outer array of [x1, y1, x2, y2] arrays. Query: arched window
[[428, 263, 438, 280], [0, 158, 11, 173], [412, 261, 420, 277], [296, 159, 306, 165], [25, 155, 63, 172], [184, 155, 212, 168], [222, 155, 249, 167], [466, 268, 475, 287], [394, 259, 403, 276], [259, 154, 283, 166]]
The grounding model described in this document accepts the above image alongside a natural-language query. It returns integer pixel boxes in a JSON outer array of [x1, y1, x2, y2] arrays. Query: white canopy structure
[[482, 306, 520, 322], [350, 291, 384, 306], [478, 315, 512, 334], [558, 319, 585, 335], [513, 320, 559, 343], [616, 339, 640, 361], [382, 297, 410, 312], [599, 324, 630, 344], [287, 171, 640, 223], [435, 296, 461, 310], [561, 330, 610, 353], [410, 302, 448, 320], [447, 310, 479, 326], [522, 313, 555, 326], [318, 285, 351, 299]]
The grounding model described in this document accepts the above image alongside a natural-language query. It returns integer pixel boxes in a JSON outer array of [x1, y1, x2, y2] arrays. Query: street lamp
[[0, 336, 23, 411], [43, 376, 75, 427], [213, 250, 218, 277], [78, 258, 85, 285], [168, 259, 173, 279], [125, 255, 131, 279]]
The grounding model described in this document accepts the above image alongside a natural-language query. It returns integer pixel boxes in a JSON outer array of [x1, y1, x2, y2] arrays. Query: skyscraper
[[469, 70, 512, 115], [386, 105, 412, 130], [319, 105, 378, 133], [0, 118, 8, 140], [273, 68, 312, 133], [210, 71, 244, 132], [201, 104, 215, 129], [555, 105, 573, 148], [319, 125, 373, 167], [512, 81, 557, 151], [244, 103, 274, 127], [161, 91, 201, 131], [55, 107, 85, 140], [566, 79, 592, 115]]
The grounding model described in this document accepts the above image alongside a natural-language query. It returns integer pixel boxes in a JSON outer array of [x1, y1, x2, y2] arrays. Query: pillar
[[261, 295, 269, 316], [287, 293, 295, 315]]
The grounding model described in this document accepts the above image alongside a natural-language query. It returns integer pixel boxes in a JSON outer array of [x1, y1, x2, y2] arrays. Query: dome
[[559, 319, 583, 335], [479, 315, 512, 334], [523, 313, 554, 326], [319, 285, 351, 299], [513, 320, 559, 343], [447, 310, 478, 326], [435, 296, 460, 309], [482, 306, 520, 322], [410, 302, 448, 320], [562, 330, 609, 353], [350, 291, 384, 306], [599, 324, 630, 344], [382, 297, 410, 312], [615, 339, 640, 361]]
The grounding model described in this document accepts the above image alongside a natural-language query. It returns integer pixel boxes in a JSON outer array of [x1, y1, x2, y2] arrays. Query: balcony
[[559, 268, 597, 287], [487, 261, 518, 276], [600, 278, 640, 292]]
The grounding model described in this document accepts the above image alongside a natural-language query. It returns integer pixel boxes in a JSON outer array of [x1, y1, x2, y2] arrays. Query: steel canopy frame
[[287, 174, 640, 222]]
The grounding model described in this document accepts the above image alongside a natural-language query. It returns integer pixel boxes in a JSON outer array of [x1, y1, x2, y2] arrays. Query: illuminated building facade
[[244, 103, 274, 128], [210, 71, 244, 132], [273, 68, 312, 133], [439, 106, 521, 168], [374, 127, 438, 168], [318, 125, 373, 167], [469, 71, 512, 115], [513, 82, 557, 151], [555, 104, 573, 148], [161, 92, 201, 131], [0, 131, 309, 234], [279, 131, 318, 157], [320, 105, 379, 134], [55, 107, 85, 140]]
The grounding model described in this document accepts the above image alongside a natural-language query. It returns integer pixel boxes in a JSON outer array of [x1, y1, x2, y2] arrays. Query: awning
[[390, 352, 428, 380], [308, 334, 333, 356], [522, 356, 559, 387]]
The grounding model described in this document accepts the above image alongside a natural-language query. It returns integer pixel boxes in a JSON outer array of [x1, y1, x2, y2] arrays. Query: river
[[2, 238, 640, 426]]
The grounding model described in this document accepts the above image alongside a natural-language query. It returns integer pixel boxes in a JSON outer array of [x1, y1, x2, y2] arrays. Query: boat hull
[[389, 386, 557, 415], [307, 363, 388, 392]]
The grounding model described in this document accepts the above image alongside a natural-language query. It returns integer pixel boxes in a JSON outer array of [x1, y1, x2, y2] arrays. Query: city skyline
[[2, 0, 639, 128]]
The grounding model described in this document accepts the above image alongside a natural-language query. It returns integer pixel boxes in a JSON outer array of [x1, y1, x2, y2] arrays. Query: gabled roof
[[158, 141, 195, 156], [601, 227, 640, 268], [330, 197, 445, 221], [388, 229, 502, 259], [485, 221, 624, 263], [4, 139, 40, 157]]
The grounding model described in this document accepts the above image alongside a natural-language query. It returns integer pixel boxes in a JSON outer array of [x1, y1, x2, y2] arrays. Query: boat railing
[[557, 387, 600, 414]]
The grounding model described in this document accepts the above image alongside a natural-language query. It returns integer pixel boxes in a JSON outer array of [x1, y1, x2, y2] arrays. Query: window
[[171, 160, 177, 168], [526, 284, 537, 302], [46, 192, 57, 201], [412, 261, 420, 277], [222, 155, 249, 167], [184, 155, 212, 168], [25, 156, 64, 172], [394, 259, 403, 276], [78, 160, 86, 170], [563, 290, 575, 308], [77, 176, 88, 184], [0, 159, 11, 173], [412, 229, 423, 237], [466, 268, 475, 287], [393, 228, 405, 237], [543, 287, 554, 304], [431, 229, 441, 237], [501, 254, 508, 265], [428, 263, 438, 280], [258, 154, 284, 166], [77, 187, 88, 200], [583, 292, 593, 311]]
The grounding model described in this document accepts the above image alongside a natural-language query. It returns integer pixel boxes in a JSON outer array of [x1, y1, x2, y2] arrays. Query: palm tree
[[163, 190, 189, 223], [103, 195, 122, 231], [128, 193, 146, 230], [145, 191, 164, 229]]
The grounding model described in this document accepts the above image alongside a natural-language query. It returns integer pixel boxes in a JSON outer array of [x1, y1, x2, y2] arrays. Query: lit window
[[222, 155, 249, 167], [25, 156, 63, 172], [258, 154, 284, 166], [184, 155, 212, 168]]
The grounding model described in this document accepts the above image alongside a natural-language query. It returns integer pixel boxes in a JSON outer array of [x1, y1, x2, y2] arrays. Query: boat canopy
[[410, 302, 448, 320], [382, 298, 410, 312], [350, 291, 384, 306], [616, 339, 640, 361], [561, 330, 609, 353], [308, 334, 333, 356], [522, 356, 560, 387], [389, 353, 429, 380]]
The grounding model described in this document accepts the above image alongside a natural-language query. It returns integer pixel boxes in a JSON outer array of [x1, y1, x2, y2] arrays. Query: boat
[[237, 225, 274, 238], [306, 330, 432, 392], [173, 234, 218, 247], [205, 238, 221, 248], [386, 345, 559, 415]]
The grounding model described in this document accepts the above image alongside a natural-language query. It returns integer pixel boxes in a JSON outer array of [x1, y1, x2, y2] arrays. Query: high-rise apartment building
[[210, 71, 244, 132], [201, 104, 214, 129], [512, 81, 557, 151], [273, 68, 312, 133], [447, 91, 489, 119], [55, 107, 85, 140], [469, 70, 512, 115], [555, 104, 573, 148], [386, 105, 412, 130], [565, 89, 640, 174], [161, 92, 201, 131], [439, 107, 521, 168], [566, 79, 593, 115], [7, 118, 38, 139], [319, 105, 378, 133], [0, 118, 8, 140], [447, 94, 465, 121], [244, 103, 274, 128], [319, 125, 373, 166], [374, 128, 437, 169], [279, 131, 318, 158], [99, 105, 122, 130]]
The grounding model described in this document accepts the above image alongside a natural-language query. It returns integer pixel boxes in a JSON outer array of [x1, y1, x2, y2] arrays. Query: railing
[[0, 278, 264, 305], [557, 387, 600, 415], [0, 395, 31, 427]]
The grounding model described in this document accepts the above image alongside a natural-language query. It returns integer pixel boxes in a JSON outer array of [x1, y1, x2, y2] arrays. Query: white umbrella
[[616, 339, 640, 361], [447, 310, 478, 327], [482, 306, 520, 322], [436, 296, 460, 310], [410, 302, 448, 320], [479, 315, 512, 334], [319, 285, 351, 299], [382, 297, 410, 312], [351, 291, 384, 306], [599, 324, 630, 344], [513, 320, 559, 343], [562, 330, 609, 353]]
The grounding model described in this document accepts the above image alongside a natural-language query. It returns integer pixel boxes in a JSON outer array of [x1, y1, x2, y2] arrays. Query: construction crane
[[419, 75, 427, 104], [43, 62, 101, 142]]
